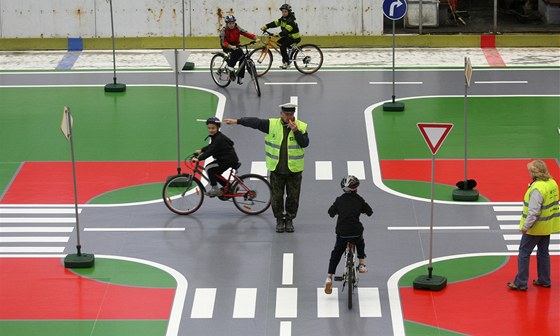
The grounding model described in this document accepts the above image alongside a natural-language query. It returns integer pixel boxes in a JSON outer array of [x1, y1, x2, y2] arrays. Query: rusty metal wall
[[0, 0, 384, 38]]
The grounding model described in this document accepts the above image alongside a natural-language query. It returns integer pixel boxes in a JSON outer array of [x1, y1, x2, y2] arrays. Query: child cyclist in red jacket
[[219, 15, 259, 84]]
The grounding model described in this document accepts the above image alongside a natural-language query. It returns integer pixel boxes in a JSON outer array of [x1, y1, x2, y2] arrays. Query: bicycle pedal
[[334, 276, 343, 282]]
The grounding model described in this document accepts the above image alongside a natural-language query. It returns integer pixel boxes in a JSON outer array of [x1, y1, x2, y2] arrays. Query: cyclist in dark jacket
[[219, 15, 259, 84], [324, 176, 373, 294], [261, 4, 301, 69], [193, 118, 240, 197]]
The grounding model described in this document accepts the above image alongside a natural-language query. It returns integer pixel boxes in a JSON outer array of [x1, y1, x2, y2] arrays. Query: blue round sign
[[383, 0, 407, 20]]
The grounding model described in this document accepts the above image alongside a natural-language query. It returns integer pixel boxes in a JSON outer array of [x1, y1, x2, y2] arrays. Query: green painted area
[[398, 256, 508, 287], [404, 321, 466, 336], [374, 96, 560, 160], [88, 182, 165, 204], [69, 258, 176, 288], [0, 86, 215, 162], [0, 163, 21, 199], [384, 180, 489, 202], [0, 320, 168, 336]]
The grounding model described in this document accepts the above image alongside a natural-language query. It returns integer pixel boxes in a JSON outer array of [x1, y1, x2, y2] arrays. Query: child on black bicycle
[[260, 4, 301, 69], [192, 117, 240, 197], [219, 15, 259, 85], [324, 175, 373, 294]]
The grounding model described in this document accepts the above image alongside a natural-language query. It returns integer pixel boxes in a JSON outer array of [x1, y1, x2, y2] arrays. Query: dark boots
[[276, 217, 294, 233]]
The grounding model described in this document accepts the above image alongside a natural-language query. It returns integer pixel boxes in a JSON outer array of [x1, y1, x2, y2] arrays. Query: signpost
[[61, 107, 95, 268], [382, 0, 407, 112], [104, 0, 126, 92], [413, 122, 453, 291], [452, 57, 479, 201]]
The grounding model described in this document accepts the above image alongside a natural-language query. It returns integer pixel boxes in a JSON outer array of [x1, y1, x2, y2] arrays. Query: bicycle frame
[[185, 159, 249, 199]]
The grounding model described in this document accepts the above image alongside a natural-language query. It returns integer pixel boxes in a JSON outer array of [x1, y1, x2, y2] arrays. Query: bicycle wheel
[[232, 174, 271, 215], [162, 174, 205, 215], [293, 44, 323, 74], [210, 53, 232, 88], [247, 60, 261, 97], [347, 253, 355, 309], [248, 47, 273, 77]]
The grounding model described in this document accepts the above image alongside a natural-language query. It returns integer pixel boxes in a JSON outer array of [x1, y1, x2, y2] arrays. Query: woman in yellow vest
[[224, 103, 309, 233], [508, 160, 560, 291]]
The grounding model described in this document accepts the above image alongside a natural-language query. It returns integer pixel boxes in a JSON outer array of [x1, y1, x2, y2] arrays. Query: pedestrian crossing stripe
[[247, 160, 366, 181]]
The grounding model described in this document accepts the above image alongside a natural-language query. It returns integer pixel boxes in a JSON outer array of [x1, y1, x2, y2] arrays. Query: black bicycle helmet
[[206, 117, 221, 127], [341, 175, 360, 192], [279, 4, 292, 12], [225, 15, 236, 23]]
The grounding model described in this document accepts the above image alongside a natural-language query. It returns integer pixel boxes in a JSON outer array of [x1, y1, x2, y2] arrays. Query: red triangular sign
[[417, 123, 454, 155]]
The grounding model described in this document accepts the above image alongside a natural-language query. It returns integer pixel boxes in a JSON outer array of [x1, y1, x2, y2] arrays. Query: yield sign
[[417, 123, 454, 155]]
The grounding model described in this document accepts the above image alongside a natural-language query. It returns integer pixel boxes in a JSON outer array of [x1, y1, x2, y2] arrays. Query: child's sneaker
[[205, 185, 223, 197], [280, 62, 291, 69], [358, 264, 368, 273], [324, 278, 332, 294]]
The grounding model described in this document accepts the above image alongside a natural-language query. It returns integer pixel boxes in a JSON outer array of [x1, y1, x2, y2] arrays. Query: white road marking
[[508, 244, 560, 251], [347, 161, 365, 180], [493, 206, 522, 212], [264, 82, 317, 85], [504, 234, 560, 241], [500, 224, 519, 230], [282, 253, 294, 285], [315, 161, 333, 180], [251, 161, 268, 177], [0, 227, 73, 233], [279, 321, 292, 336], [233, 288, 257, 318], [0, 208, 81, 214], [317, 288, 339, 318], [358, 287, 382, 317], [475, 81, 528, 84], [369, 81, 423, 85], [388, 226, 489, 230], [0, 246, 65, 253], [496, 215, 519, 221], [191, 288, 217, 318], [0, 217, 75, 223], [275, 288, 297, 318], [0, 237, 69, 243], [84, 228, 185, 232]]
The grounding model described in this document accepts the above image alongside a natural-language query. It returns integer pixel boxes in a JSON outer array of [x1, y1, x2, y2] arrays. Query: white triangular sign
[[162, 49, 191, 72], [417, 123, 453, 155]]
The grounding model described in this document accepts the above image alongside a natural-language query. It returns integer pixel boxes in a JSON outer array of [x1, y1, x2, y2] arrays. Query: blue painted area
[[68, 37, 83, 51], [55, 52, 81, 70]]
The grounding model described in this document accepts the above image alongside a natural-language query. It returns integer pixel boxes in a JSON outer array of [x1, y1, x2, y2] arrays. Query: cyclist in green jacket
[[261, 4, 301, 69]]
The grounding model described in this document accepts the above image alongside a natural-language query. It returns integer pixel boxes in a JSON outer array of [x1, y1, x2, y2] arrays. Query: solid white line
[[251, 161, 268, 177], [317, 288, 339, 318], [84, 228, 185, 232], [388, 226, 489, 230], [275, 288, 297, 318], [279, 321, 292, 336], [264, 82, 317, 85], [358, 287, 382, 317], [0, 236, 69, 243], [315, 161, 333, 180], [282, 253, 294, 285], [493, 206, 522, 212], [497, 215, 519, 221], [233, 288, 257, 318], [0, 227, 74, 233], [347, 161, 366, 180], [500, 224, 519, 230], [0, 217, 75, 223], [369, 81, 423, 85], [0, 208, 81, 214], [0, 246, 65, 253], [507, 244, 560, 251], [191, 288, 217, 318], [474, 81, 528, 84], [503, 234, 521, 241]]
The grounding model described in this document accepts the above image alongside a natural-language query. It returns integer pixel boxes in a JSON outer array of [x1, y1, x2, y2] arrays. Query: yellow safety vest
[[264, 119, 307, 172], [519, 179, 560, 235]]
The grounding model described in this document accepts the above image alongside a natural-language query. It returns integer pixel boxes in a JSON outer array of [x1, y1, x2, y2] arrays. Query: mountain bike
[[248, 31, 324, 76], [163, 154, 271, 215], [334, 241, 359, 309], [210, 41, 261, 97]]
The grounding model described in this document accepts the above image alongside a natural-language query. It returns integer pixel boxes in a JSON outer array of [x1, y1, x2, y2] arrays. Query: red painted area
[[0, 258, 174, 320], [1, 161, 179, 204], [381, 158, 559, 202], [480, 34, 496, 48], [401, 255, 560, 335]]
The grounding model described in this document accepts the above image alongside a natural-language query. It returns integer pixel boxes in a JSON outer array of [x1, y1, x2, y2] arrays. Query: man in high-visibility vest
[[224, 103, 309, 233], [508, 160, 560, 291]]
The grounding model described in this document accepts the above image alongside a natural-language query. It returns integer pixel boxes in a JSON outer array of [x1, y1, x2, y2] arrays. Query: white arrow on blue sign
[[383, 0, 407, 20]]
